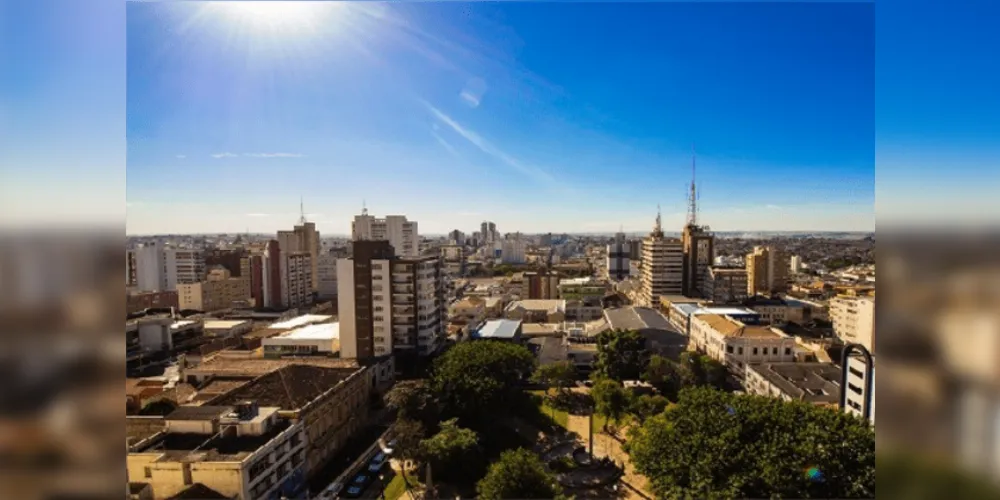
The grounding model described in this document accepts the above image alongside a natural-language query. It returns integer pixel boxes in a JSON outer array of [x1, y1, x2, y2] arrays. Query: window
[[784, 347, 792, 356], [374, 295, 384, 301], [144, 467, 152, 479], [374, 316, 384, 322], [752, 347, 758, 355], [772, 347, 778, 355], [738, 347, 744, 355]]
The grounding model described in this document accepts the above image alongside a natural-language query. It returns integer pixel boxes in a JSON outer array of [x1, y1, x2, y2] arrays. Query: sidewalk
[[564, 414, 652, 500]]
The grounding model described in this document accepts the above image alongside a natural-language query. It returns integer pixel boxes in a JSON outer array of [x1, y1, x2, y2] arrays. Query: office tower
[[337, 240, 444, 360], [315, 254, 338, 300], [703, 267, 749, 304], [746, 246, 790, 296], [448, 229, 465, 246], [681, 153, 714, 297], [249, 240, 313, 310], [132, 243, 205, 292], [501, 235, 527, 264], [352, 207, 419, 257], [204, 248, 250, 278], [177, 267, 252, 312], [606, 231, 631, 281], [640, 207, 684, 306], [480, 222, 489, 242], [523, 271, 560, 300], [277, 202, 320, 292]]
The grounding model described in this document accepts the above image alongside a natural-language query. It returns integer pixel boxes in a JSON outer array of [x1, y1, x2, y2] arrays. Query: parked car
[[368, 451, 388, 473], [317, 482, 343, 499], [340, 474, 372, 498]]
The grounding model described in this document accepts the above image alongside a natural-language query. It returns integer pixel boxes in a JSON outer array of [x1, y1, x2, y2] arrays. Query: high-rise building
[[523, 271, 560, 300], [746, 246, 790, 296], [337, 241, 445, 360], [682, 224, 714, 297], [204, 248, 250, 278], [480, 222, 490, 242], [640, 208, 684, 306], [448, 229, 465, 246], [132, 243, 205, 292], [249, 240, 313, 310], [703, 267, 749, 304], [316, 254, 338, 300], [164, 248, 206, 291], [606, 232, 631, 281], [830, 295, 875, 353], [640, 209, 684, 307], [352, 209, 419, 257], [277, 216, 320, 293], [177, 267, 252, 311], [790, 255, 803, 274], [440, 244, 466, 277], [501, 235, 527, 264]]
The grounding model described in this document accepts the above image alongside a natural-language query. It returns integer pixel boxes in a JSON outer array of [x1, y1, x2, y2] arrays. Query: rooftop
[[474, 319, 522, 340], [273, 322, 340, 340], [521, 323, 562, 337], [695, 307, 759, 317], [747, 362, 842, 404], [208, 364, 358, 410], [166, 405, 235, 421], [507, 299, 566, 313], [185, 354, 359, 379], [698, 314, 783, 339], [137, 415, 290, 462], [168, 483, 233, 500], [269, 314, 334, 330], [203, 320, 249, 330]]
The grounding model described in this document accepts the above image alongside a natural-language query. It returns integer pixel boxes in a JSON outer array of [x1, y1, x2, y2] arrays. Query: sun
[[209, 1, 342, 35]]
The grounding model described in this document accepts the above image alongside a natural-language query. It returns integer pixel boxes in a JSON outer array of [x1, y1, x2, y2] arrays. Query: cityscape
[[123, 2, 879, 500]]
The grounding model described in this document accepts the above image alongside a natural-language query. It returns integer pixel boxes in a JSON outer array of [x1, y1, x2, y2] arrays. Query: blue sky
[[3, 1, 995, 235]]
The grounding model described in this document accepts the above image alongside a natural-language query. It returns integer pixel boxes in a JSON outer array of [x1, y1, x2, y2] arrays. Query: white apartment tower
[[640, 208, 684, 306], [352, 208, 419, 257], [133, 243, 205, 292], [337, 240, 444, 360]]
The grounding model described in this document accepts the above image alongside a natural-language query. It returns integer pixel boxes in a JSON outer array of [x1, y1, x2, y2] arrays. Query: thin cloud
[[211, 152, 238, 158], [460, 91, 481, 108], [176, 154, 187, 159], [244, 153, 305, 158], [460, 77, 487, 108], [432, 132, 462, 159], [424, 103, 555, 184]]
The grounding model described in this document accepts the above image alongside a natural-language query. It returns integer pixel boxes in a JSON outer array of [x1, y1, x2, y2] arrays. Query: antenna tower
[[298, 196, 307, 225], [687, 146, 698, 227]]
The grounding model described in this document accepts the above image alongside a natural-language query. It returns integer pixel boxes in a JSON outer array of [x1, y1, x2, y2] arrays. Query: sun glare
[[211, 1, 341, 34]]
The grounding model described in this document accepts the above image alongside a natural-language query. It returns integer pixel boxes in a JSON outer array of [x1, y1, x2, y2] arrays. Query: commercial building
[[261, 322, 340, 356], [745, 362, 842, 406], [504, 299, 567, 324], [132, 244, 206, 292], [842, 352, 874, 424], [177, 268, 252, 312], [337, 241, 444, 360], [315, 254, 338, 300], [830, 295, 875, 353], [606, 232, 631, 281], [746, 246, 789, 296], [501, 236, 527, 264], [689, 313, 797, 376], [204, 249, 250, 278], [640, 210, 684, 306], [249, 241, 313, 310], [127, 290, 180, 314], [351, 209, 419, 258], [277, 219, 320, 293], [472, 319, 523, 342], [681, 223, 714, 298], [523, 271, 560, 300], [126, 403, 307, 500], [703, 267, 748, 304], [743, 295, 797, 325]]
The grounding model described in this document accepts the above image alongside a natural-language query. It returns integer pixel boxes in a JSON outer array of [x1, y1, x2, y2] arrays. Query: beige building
[[689, 313, 797, 376], [281, 252, 313, 310], [278, 219, 320, 293], [745, 362, 842, 406], [703, 267, 748, 304], [351, 210, 419, 258], [830, 295, 875, 352], [640, 209, 684, 306], [177, 267, 252, 312], [504, 299, 567, 324], [448, 297, 487, 332], [126, 403, 306, 500], [681, 223, 714, 297], [746, 245, 789, 296]]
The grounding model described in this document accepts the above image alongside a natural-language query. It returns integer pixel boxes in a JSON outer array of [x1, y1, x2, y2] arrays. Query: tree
[[390, 417, 426, 482], [677, 352, 727, 390], [431, 340, 537, 423], [476, 448, 565, 500], [628, 393, 670, 424], [419, 418, 485, 485], [591, 378, 629, 431], [532, 361, 577, 397], [594, 329, 648, 381], [626, 387, 875, 499], [643, 354, 683, 401], [385, 380, 439, 429]]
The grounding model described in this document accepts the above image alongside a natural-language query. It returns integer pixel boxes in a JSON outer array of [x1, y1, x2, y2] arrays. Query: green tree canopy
[[385, 380, 440, 429], [628, 393, 671, 424], [677, 352, 727, 389], [626, 387, 875, 499], [643, 354, 684, 400], [431, 340, 537, 423], [476, 448, 565, 500], [532, 361, 578, 395], [591, 378, 629, 430], [419, 418, 484, 485], [594, 329, 648, 381]]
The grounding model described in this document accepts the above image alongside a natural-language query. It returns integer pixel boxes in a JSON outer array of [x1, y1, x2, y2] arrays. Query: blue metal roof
[[474, 319, 522, 339]]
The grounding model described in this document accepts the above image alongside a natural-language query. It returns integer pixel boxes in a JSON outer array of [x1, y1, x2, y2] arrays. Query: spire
[[298, 196, 307, 225], [654, 204, 663, 235], [361, 199, 368, 216], [687, 146, 698, 227]]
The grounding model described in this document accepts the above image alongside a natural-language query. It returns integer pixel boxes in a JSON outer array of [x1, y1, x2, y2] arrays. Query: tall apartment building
[[132, 244, 205, 292], [204, 248, 250, 277], [681, 223, 714, 297], [501, 236, 527, 264], [830, 295, 875, 353], [352, 210, 419, 257], [746, 245, 789, 296], [480, 221, 498, 243], [126, 249, 137, 287], [249, 240, 313, 310], [278, 220, 320, 292], [703, 267, 749, 304], [523, 271, 560, 300], [640, 210, 684, 306], [440, 244, 466, 278], [448, 229, 465, 245], [790, 255, 804, 274], [316, 254, 338, 300], [337, 241, 445, 360], [606, 232, 631, 281], [177, 267, 251, 311]]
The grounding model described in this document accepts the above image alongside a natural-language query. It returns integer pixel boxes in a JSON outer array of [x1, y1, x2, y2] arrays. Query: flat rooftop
[[508, 299, 566, 312], [269, 314, 334, 330], [698, 314, 783, 339], [208, 365, 358, 410], [186, 354, 359, 379], [521, 323, 562, 336], [273, 322, 340, 340], [137, 415, 290, 462], [203, 320, 249, 330], [696, 307, 759, 317], [171, 320, 199, 330], [474, 319, 522, 339], [747, 362, 842, 405]]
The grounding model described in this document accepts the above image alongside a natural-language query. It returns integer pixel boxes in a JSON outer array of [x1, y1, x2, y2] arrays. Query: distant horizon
[[126, 229, 875, 238]]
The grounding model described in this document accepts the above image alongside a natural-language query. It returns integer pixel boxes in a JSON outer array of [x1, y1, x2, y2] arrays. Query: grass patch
[[383, 472, 408, 500], [528, 390, 569, 429]]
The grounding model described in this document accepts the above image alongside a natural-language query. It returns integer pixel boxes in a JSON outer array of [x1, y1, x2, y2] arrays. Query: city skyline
[[123, 1, 874, 235]]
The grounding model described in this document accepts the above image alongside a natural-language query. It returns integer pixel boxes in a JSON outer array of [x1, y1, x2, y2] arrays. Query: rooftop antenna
[[687, 145, 698, 227], [361, 199, 368, 216], [654, 204, 663, 235], [298, 196, 307, 225]]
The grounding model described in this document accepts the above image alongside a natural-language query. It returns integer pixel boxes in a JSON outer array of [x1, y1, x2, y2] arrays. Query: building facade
[[606, 232, 631, 281], [315, 254, 338, 300], [440, 244, 466, 278], [249, 241, 313, 310], [689, 313, 797, 376], [277, 221, 320, 293], [746, 245, 789, 296], [830, 295, 875, 353], [337, 241, 445, 360], [177, 267, 252, 312], [523, 271, 560, 300], [703, 267, 748, 304], [501, 237, 527, 264], [681, 224, 714, 298], [640, 211, 684, 307], [745, 362, 842, 406], [352, 211, 419, 257]]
